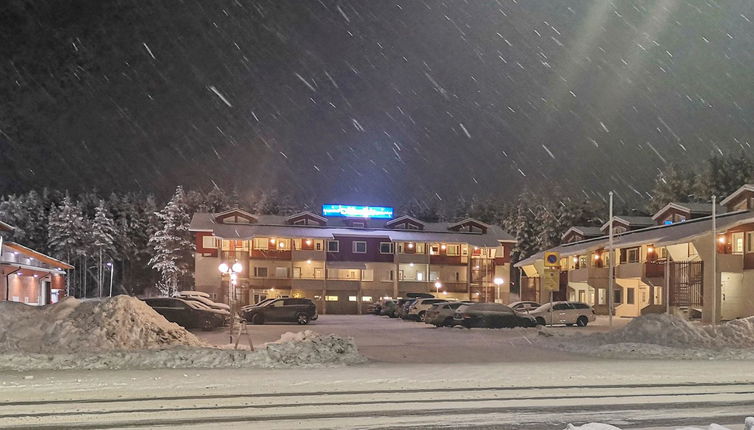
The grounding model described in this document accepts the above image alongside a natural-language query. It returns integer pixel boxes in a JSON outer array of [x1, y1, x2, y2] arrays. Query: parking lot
[[194, 314, 630, 363]]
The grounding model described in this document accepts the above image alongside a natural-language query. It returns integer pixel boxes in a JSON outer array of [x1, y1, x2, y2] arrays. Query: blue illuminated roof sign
[[322, 204, 394, 219]]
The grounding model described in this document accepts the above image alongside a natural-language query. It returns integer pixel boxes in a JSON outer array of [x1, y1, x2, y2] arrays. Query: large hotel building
[[189, 206, 516, 314]]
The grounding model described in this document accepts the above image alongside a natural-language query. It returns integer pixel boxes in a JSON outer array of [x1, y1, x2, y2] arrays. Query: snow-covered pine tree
[[91, 200, 117, 297], [148, 186, 194, 296], [48, 194, 87, 296]]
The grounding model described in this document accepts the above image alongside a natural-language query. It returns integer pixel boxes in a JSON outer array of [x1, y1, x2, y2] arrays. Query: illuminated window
[[325, 295, 339, 302], [446, 244, 460, 256], [747, 232, 754, 253], [361, 296, 372, 302], [202, 236, 220, 249], [348, 296, 357, 302]]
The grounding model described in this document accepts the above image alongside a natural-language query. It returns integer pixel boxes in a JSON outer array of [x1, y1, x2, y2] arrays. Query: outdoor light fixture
[[573, 257, 578, 263], [218, 262, 229, 273], [305, 239, 312, 245], [278, 241, 285, 248], [494, 278, 504, 286], [594, 254, 600, 260], [307, 259, 312, 264], [718, 236, 726, 244], [408, 243, 414, 249], [270, 238, 276, 244], [231, 262, 243, 273], [493, 278, 504, 303], [434, 281, 442, 293], [441, 244, 447, 250], [647, 247, 654, 253]]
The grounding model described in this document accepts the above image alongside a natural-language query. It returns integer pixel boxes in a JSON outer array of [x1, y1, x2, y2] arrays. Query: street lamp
[[219, 261, 243, 343], [106, 262, 114, 297], [493, 277, 504, 303], [434, 281, 442, 295]]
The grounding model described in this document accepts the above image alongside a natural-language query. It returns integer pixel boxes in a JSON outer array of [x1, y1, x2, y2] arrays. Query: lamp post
[[493, 277, 504, 303], [219, 261, 243, 344], [106, 262, 114, 297], [434, 281, 442, 296]]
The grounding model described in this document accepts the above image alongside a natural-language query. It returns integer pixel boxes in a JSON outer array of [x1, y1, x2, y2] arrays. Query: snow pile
[[545, 313, 754, 359], [0, 296, 206, 353], [0, 330, 365, 371], [263, 330, 365, 367]]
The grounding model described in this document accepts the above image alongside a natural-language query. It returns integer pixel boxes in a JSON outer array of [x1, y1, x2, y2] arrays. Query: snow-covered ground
[[2, 360, 754, 429]]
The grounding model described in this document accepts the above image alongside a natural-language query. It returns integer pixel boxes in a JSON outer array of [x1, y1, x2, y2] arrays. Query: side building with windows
[[189, 210, 516, 314], [516, 184, 754, 323]]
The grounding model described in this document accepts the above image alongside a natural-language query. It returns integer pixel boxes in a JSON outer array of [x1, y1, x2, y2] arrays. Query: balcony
[[396, 253, 430, 264], [250, 249, 292, 260], [717, 253, 743, 272], [325, 279, 360, 290], [292, 249, 325, 261], [291, 278, 325, 290], [568, 267, 608, 288]]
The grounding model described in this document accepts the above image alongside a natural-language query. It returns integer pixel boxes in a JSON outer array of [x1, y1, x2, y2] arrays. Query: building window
[[597, 289, 606, 305], [627, 248, 639, 263], [293, 219, 306, 225], [614, 289, 622, 304], [429, 271, 439, 281], [275, 267, 289, 278], [351, 221, 366, 228], [747, 232, 754, 253], [353, 241, 367, 253], [328, 240, 340, 252], [446, 244, 460, 256], [315, 241, 322, 251], [361, 269, 374, 281], [578, 255, 588, 268], [253, 267, 268, 277], [379, 242, 394, 254], [202, 236, 219, 249], [733, 232, 744, 254], [325, 295, 339, 302], [252, 238, 268, 250], [362, 296, 372, 302], [627, 288, 635, 305], [348, 296, 358, 302]]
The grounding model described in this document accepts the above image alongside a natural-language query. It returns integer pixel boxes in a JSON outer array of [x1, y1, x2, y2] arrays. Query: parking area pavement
[[193, 314, 631, 364]]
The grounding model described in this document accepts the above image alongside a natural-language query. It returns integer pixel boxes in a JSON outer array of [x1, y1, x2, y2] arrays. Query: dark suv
[[143, 297, 226, 330], [242, 298, 318, 325]]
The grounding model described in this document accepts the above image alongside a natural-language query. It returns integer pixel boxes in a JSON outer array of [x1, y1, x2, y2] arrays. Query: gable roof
[[213, 208, 257, 223], [385, 215, 425, 227], [720, 184, 754, 206], [561, 226, 603, 240], [651, 202, 724, 220], [600, 216, 654, 231], [285, 211, 327, 223], [447, 218, 489, 230]]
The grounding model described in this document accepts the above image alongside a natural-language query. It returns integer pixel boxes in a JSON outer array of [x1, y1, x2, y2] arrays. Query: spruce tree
[[148, 186, 194, 296]]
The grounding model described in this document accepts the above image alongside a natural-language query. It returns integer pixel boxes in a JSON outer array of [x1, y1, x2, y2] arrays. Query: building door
[[721, 272, 745, 320]]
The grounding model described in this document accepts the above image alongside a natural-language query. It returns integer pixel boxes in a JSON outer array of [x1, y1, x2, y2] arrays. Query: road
[[2, 360, 753, 429], [193, 314, 631, 363]]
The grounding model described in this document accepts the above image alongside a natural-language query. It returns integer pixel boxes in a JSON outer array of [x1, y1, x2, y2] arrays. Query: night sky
[[1, 0, 753, 207]]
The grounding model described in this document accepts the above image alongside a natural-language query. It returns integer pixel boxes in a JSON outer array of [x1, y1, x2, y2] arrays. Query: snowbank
[[0, 298, 365, 370], [545, 314, 754, 359], [0, 330, 365, 371], [0, 296, 206, 353]]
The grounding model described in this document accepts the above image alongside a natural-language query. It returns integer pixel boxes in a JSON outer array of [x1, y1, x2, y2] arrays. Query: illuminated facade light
[[718, 236, 726, 244], [407, 243, 414, 249]]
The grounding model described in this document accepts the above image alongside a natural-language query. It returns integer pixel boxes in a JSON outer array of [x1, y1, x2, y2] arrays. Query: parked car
[[179, 294, 231, 312], [529, 301, 596, 327], [508, 301, 541, 313], [408, 298, 455, 321], [175, 290, 211, 299], [367, 301, 382, 315], [424, 301, 470, 327], [380, 299, 398, 317], [398, 299, 417, 319], [143, 297, 226, 330], [241, 298, 318, 325], [453, 303, 537, 329]]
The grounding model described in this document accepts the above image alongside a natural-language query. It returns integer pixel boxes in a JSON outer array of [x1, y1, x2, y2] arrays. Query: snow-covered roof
[[516, 210, 753, 268], [1, 241, 74, 271], [190, 212, 515, 246], [720, 184, 754, 206], [285, 211, 327, 223], [385, 215, 425, 227]]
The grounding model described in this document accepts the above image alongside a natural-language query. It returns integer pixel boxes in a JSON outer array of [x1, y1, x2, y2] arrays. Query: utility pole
[[608, 191, 614, 328], [711, 195, 717, 324]]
